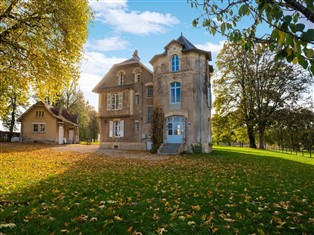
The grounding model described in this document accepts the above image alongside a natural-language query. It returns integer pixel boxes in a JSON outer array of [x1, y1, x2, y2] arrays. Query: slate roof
[[150, 34, 212, 64]]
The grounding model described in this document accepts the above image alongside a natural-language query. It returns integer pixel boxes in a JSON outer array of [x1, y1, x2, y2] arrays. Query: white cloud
[[89, 1, 179, 35], [81, 51, 127, 76], [79, 50, 128, 109], [86, 36, 129, 52], [89, 0, 127, 11], [79, 73, 102, 109], [195, 40, 226, 54]]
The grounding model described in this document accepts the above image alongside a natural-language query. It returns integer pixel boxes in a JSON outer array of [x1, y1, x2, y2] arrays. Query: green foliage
[[151, 106, 164, 153], [53, 83, 99, 141], [215, 42, 312, 149], [0, 144, 313, 234], [0, 0, 92, 115], [191, 142, 202, 153], [189, 0, 314, 75]]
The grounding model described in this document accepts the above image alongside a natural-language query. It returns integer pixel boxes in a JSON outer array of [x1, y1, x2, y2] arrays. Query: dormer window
[[171, 54, 179, 72], [118, 72, 125, 85]]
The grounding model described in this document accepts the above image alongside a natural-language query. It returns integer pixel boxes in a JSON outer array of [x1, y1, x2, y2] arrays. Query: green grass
[[0, 143, 313, 234]]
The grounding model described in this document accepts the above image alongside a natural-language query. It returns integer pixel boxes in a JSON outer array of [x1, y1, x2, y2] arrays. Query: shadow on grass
[[1, 145, 313, 234]]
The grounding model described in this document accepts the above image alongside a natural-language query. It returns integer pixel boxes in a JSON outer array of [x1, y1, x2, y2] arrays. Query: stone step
[[159, 143, 181, 155]]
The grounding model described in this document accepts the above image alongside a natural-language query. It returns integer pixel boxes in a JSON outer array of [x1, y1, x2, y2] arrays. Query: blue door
[[167, 116, 184, 143]]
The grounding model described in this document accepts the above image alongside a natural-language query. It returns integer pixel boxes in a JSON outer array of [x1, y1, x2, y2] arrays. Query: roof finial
[[181, 32, 183, 36]]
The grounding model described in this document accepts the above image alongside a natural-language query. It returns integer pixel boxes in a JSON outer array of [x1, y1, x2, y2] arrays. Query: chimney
[[133, 50, 140, 61]]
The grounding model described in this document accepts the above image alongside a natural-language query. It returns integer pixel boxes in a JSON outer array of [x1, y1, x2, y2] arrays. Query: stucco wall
[[21, 107, 58, 143]]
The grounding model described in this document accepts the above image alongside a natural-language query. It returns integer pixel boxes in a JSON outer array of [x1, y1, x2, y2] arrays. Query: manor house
[[92, 34, 213, 153]]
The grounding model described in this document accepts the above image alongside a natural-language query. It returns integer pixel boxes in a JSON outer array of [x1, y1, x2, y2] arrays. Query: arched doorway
[[167, 116, 184, 143]]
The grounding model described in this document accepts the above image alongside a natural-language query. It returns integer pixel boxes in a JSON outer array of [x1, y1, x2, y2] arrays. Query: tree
[[215, 42, 312, 148], [0, 0, 91, 115], [151, 106, 164, 153], [189, 0, 314, 75], [266, 107, 314, 151], [54, 84, 99, 141]]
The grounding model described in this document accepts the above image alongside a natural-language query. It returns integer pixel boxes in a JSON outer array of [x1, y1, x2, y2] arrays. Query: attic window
[[36, 111, 45, 117], [134, 70, 141, 83], [118, 72, 125, 85]]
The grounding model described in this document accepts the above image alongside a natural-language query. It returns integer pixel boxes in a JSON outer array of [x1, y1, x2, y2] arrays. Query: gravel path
[[50, 144, 171, 161]]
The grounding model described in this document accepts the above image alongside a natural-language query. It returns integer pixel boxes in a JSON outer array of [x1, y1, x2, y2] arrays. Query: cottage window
[[171, 54, 179, 72], [33, 123, 45, 133], [109, 120, 124, 137], [147, 107, 153, 123], [170, 82, 181, 104], [147, 86, 153, 98]]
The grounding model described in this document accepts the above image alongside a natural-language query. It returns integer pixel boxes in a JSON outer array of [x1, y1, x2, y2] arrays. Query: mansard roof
[[150, 34, 212, 64]]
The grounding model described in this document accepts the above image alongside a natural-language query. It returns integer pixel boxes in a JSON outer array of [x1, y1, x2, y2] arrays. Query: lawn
[[0, 144, 313, 234]]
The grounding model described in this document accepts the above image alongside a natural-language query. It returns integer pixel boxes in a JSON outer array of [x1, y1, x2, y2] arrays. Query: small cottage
[[17, 101, 79, 144]]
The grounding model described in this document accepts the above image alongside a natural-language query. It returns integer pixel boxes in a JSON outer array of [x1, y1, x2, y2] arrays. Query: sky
[[80, 0, 227, 109]]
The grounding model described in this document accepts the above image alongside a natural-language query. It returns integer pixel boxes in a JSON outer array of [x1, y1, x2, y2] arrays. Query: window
[[171, 54, 179, 72], [107, 93, 123, 110], [35, 111, 45, 117], [135, 94, 140, 105], [135, 71, 141, 83], [33, 123, 45, 133], [147, 107, 153, 123], [109, 120, 124, 137], [170, 82, 181, 104], [118, 72, 124, 85], [135, 121, 140, 132], [147, 86, 153, 98]]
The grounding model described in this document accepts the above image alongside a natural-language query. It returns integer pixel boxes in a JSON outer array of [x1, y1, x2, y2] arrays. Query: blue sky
[[80, 0, 227, 109]]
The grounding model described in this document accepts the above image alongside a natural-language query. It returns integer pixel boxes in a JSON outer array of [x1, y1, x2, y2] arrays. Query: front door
[[69, 129, 74, 144], [167, 116, 184, 143], [58, 125, 64, 144]]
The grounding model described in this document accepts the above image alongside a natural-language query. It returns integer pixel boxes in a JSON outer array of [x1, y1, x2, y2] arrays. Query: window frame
[[146, 86, 153, 98], [35, 111, 45, 117], [32, 123, 45, 133], [170, 82, 181, 104], [118, 72, 125, 85], [147, 107, 153, 123], [135, 94, 140, 105], [171, 54, 179, 72]]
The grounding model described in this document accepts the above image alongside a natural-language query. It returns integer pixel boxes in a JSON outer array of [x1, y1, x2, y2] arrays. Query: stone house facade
[[93, 34, 213, 152], [92, 51, 154, 150]]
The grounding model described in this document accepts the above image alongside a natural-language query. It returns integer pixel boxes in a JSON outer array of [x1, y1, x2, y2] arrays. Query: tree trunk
[[247, 125, 257, 148], [259, 123, 266, 149], [8, 97, 17, 140]]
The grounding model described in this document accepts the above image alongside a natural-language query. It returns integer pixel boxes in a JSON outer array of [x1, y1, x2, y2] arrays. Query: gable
[[92, 61, 153, 93]]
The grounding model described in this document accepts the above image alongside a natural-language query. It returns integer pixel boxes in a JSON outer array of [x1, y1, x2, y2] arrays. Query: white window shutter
[[120, 120, 124, 137], [109, 121, 113, 137], [118, 92, 123, 110], [107, 94, 112, 110]]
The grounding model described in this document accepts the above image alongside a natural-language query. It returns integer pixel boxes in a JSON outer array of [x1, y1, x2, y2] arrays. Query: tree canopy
[[0, 0, 91, 116], [214, 42, 312, 148], [189, 0, 314, 75]]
